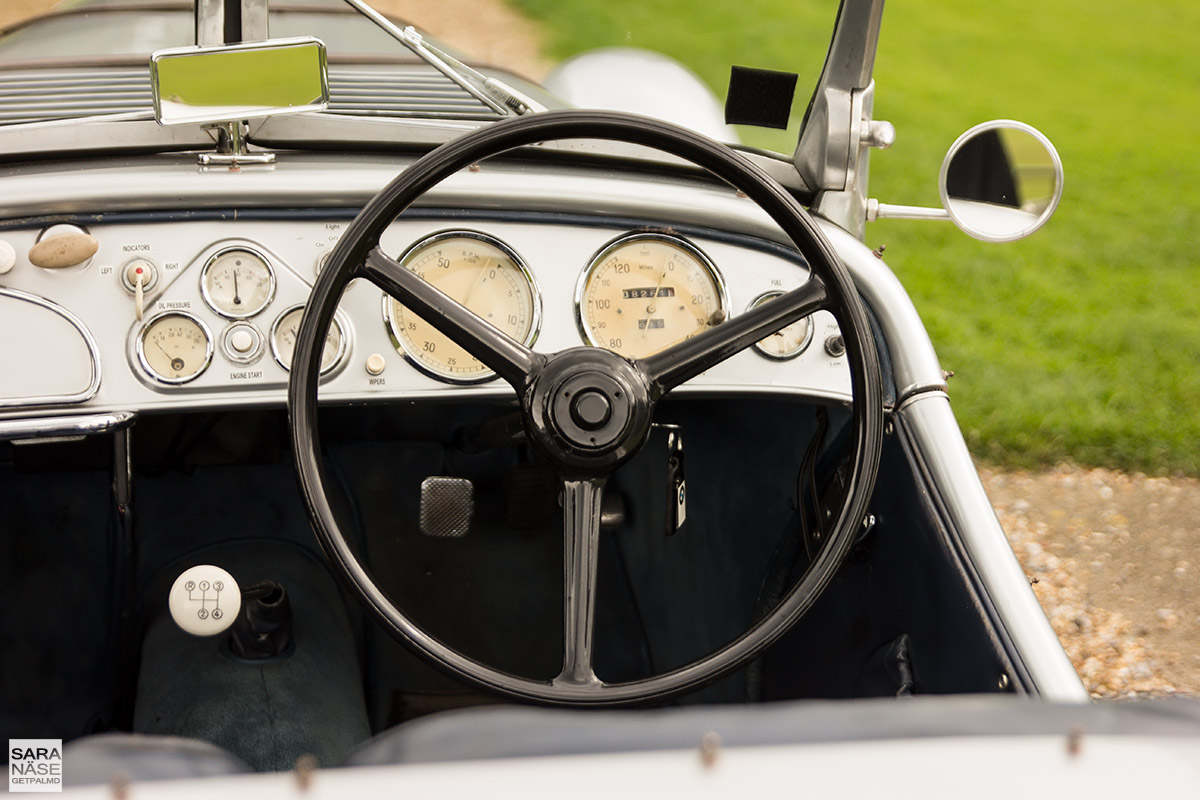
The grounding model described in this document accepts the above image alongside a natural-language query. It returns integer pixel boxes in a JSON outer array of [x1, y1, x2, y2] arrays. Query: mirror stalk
[[794, 0, 889, 240], [195, 0, 269, 46]]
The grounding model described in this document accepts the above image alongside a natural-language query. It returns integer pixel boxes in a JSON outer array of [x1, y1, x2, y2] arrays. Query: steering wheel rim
[[288, 110, 884, 706]]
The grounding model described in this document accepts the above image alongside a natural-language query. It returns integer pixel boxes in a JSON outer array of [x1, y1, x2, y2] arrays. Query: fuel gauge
[[748, 291, 814, 360]]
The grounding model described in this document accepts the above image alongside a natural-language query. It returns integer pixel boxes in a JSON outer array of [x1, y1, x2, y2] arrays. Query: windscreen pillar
[[195, 0, 269, 45]]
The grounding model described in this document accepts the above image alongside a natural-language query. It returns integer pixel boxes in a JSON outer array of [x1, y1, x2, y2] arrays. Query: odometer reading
[[384, 232, 540, 384], [576, 233, 727, 359]]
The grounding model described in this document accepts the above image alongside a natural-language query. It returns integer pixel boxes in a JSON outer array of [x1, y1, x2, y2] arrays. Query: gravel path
[[5, 0, 1199, 701], [983, 465, 1200, 697]]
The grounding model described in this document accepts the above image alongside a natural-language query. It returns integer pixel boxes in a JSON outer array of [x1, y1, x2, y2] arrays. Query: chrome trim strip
[[815, 222, 948, 401], [896, 391, 1088, 702], [0, 287, 102, 409], [0, 410, 135, 441]]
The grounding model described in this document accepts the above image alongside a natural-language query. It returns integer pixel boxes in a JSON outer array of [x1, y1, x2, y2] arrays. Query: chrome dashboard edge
[[0, 409, 136, 441]]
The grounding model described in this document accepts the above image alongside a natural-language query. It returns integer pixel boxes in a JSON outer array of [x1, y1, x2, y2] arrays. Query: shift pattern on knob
[[168, 564, 241, 636]]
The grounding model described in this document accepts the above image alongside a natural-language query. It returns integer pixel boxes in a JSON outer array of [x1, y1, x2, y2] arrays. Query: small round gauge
[[200, 247, 276, 318], [136, 312, 214, 384], [576, 233, 728, 359], [748, 291, 815, 360], [271, 305, 347, 375], [384, 231, 540, 384]]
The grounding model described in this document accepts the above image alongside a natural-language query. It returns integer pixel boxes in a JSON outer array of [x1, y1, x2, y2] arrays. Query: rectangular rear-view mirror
[[150, 37, 329, 126]]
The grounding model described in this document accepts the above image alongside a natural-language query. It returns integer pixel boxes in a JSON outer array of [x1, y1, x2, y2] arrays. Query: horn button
[[524, 348, 654, 475], [551, 372, 632, 450]]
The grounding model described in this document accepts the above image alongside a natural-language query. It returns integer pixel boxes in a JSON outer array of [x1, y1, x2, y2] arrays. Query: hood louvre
[[0, 65, 499, 125]]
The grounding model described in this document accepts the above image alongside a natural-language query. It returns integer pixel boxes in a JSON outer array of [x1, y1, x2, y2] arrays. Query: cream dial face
[[385, 233, 539, 383], [577, 234, 727, 359], [201, 248, 275, 318], [137, 312, 213, 384], [749, 291, 814, 360], [271, 305, 345, 374]]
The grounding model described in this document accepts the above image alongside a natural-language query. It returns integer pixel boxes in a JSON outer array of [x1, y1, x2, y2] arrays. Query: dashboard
[[0, 168, 853, 420]]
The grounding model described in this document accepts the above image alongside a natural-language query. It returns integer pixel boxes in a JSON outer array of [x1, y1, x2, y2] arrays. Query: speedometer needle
[[640, 271, 668, 337]]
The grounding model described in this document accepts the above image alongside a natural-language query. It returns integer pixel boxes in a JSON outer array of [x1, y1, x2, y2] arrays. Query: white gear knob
[[168, 565, 241, 636]]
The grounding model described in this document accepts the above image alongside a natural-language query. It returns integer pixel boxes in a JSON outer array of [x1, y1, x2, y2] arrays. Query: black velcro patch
[[724, 66, 799, 130]]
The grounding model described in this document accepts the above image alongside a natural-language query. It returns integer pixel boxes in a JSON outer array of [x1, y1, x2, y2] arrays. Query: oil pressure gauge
[[200, 247, 276, 319], [748, 291, 814, 360], [136, 312, 214, 384]]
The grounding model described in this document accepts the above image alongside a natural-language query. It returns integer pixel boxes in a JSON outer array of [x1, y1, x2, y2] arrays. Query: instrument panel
[[0, 215, 853, 415]]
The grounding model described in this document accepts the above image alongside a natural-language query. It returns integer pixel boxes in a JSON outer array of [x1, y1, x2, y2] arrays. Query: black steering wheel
[[288, 110, 883, 706]]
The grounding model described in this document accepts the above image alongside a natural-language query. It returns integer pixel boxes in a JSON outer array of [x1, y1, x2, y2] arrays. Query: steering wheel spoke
[[364, 246, 543, 388], [642, 276, 829, 393], [554, 477, 607, 689]]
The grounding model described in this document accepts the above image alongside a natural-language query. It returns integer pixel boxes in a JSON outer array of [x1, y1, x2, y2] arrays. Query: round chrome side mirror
[[939, 120, 1063, 242]]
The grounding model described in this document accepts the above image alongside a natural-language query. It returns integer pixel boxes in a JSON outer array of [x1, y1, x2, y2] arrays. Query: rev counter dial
[[136, 312, 214, 384], [576, 233, 728, 359], [200, 247, 276, 319], [384, 231, 540, 384]]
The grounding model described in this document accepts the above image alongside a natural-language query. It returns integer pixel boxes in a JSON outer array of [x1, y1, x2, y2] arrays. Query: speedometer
[[575, 233, 728, 359], [384, 231, 540, 384]]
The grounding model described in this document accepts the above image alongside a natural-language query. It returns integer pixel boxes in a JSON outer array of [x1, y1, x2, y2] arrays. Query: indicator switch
[[122, 258, 158, 292]]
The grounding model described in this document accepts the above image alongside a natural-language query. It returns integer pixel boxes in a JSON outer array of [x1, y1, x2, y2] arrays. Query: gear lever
[[168, 564, 241, 636]]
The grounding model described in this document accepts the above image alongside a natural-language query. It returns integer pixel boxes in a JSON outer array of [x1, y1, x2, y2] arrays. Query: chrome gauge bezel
[[574, 231, 730, 355], [748, 290, 815, 361], [270, 303, 349, 377], [199, 246, 277, 320], [382, 230, 542, 385], [135, 310, 215, 385]]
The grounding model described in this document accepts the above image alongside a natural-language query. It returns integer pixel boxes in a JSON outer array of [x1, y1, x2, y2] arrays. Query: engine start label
[[9, 739, 62, 792]]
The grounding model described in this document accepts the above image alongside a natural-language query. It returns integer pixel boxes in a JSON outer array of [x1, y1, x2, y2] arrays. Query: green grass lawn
[[513, 0, 1200, 475]]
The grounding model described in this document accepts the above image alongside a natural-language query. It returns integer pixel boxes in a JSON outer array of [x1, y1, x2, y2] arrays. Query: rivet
[[1066, 726, 1084, 757], [294, 753, 318, 791], [699, 731, 721, 767]]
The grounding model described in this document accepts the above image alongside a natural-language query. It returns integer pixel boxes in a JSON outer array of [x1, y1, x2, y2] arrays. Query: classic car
[[1, 0, 1198, 795]]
